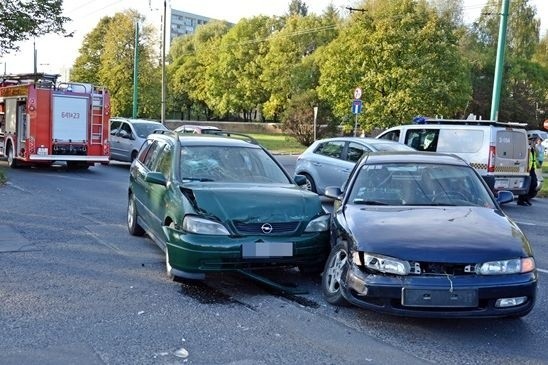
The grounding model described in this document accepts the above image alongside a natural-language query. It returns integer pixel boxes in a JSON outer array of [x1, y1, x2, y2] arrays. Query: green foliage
[[205, 17, 273, 120], [71, 10, 160, 118], [260, 13, 340, 120], [288, 0, 309, 17], [0, 0, 69, 55], [317, 0, 471, 130], [281, 89, 336, 146]]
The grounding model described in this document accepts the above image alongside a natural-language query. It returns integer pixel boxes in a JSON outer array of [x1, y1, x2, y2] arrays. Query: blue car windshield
[[348, 163, 496, 208], [179, 146, 290, 184]]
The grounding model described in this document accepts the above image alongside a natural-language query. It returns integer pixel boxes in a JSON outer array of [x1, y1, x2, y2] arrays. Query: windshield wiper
[[181, 177, 215, 182], [352, 199, 388, 205]]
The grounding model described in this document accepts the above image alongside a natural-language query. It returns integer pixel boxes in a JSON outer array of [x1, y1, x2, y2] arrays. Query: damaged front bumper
[[163, 225, 330, 277], [341, 262, 537, 318]]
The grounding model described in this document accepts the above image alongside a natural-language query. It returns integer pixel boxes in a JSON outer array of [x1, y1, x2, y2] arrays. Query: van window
[[379, 130, 400, 142], [437, 129, 484, 153], [404, 129, 439, 151], [496, 130, 527, 159]]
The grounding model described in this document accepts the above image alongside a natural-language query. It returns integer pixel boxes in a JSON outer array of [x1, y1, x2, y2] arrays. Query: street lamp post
[[161, 0, 167, 124], [132, 20, 140, 119]]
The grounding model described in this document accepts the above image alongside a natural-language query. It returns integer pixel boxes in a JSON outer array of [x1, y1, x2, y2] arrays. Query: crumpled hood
[[343, 206, 531, 263], [182, 183, 323, 223]]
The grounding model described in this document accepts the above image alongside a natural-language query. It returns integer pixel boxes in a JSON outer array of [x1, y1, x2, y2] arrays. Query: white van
[[376, 118, 531, 195]]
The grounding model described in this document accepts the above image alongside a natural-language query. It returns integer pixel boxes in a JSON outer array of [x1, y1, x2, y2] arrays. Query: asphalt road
[[0, 158, 546, 365]]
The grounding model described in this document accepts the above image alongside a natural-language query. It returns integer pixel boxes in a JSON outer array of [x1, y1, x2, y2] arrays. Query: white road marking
[[537, 268, 548, 274]]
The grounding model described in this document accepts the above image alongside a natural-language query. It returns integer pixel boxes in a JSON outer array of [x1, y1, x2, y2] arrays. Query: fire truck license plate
[[37, 147, 48, 156]]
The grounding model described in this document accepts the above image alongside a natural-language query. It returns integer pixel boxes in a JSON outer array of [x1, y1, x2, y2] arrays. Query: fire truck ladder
[[90, 88, 106, 145]]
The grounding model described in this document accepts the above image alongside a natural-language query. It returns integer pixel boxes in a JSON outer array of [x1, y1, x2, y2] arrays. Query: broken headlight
[[355, 252, 410, 275], [304, 214, 330, 232]]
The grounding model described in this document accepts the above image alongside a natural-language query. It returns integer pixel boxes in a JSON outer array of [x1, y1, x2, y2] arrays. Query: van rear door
[[493, 129, 529, 190]]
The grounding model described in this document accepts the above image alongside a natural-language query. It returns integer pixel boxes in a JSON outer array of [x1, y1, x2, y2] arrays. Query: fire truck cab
[[0, 73, 110, 169]]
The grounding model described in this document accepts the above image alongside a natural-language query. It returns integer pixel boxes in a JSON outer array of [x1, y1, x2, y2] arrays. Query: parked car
[[109, 118, 168, 162], [322, 151, 537, 318], [376, 117, 531, 196], [127, 131, 330, 281], [295, 137, 413, 194], [174, 125, 222, 135]]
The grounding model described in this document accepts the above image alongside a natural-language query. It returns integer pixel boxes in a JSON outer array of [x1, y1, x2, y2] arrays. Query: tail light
[[488, 145, 495, 173]]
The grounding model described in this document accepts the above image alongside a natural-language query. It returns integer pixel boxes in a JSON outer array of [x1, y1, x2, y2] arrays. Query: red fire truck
[[0, 73, 110, 169]]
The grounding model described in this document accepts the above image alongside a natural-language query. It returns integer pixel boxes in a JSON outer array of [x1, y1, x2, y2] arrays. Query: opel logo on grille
[[261, 223, 273, 234]]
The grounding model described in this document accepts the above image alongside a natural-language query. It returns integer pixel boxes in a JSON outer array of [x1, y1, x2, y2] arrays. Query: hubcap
[[325, 249, 347, 294]]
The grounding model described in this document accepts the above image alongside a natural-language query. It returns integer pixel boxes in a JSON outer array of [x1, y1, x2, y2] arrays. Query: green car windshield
[[348, 163, 496, 208], [179, 145, 290, 184]]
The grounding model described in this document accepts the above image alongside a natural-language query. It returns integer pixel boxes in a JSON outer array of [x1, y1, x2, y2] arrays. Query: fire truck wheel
[[128, 194, 145, 236], [7, 145, 19, 168], [67, 162, 90, 170]]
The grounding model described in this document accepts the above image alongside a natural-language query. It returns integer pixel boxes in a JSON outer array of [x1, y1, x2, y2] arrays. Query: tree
[[260, 12, 340, 120], [317, 0, 471, 131], [469, 0, 545, 124], [282, 90, 336, 146], [168, 20, 232, 120], [288, 0, 308, 17], [85, 10, 160, 118], [70, 16, 112, 84], [0, 0, 69, 55], [205, 16, 273, 121]]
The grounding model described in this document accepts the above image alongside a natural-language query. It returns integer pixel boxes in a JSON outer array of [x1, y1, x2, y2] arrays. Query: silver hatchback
[[109, 118, 168, 162], [295, 137, 413, 194]]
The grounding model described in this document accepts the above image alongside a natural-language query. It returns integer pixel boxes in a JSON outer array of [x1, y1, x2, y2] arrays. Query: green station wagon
[[127, 131, 330, 280]]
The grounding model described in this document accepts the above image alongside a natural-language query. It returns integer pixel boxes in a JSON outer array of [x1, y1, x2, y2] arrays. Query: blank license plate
[[402, 288, 478, 307], [242, 242, 293, 258]]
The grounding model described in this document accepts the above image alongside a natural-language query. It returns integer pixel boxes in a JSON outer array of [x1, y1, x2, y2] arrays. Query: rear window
[[496, 130, 527, 159]]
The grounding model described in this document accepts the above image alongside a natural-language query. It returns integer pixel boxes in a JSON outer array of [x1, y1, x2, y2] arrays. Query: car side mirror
[[496, 190, 514, 205], [294, 174, 307, 186], [325, 186, 343, 200], [145, 172, 167, 186]]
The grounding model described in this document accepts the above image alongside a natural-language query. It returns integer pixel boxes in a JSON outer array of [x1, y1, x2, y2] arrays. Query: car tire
[[302, 173, 317, 193], [321, 242, 350, 306], [127, 193, 145, 236]]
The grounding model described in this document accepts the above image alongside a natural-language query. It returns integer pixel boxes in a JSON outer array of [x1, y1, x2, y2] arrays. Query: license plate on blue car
[[242, 242, 293, 258], [402, 288, 478, 307]]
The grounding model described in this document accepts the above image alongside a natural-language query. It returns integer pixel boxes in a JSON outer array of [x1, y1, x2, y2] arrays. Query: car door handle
[[341, 168, 351, 173], [312, 162, 322, 166]]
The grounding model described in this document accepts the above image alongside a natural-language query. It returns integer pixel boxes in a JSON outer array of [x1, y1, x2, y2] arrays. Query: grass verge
[[247, 133, 307, 154]]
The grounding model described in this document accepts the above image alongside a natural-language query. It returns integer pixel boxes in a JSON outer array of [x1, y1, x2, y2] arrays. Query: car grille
[[233, 222, 300, 235], [409, 261, 477, 275]]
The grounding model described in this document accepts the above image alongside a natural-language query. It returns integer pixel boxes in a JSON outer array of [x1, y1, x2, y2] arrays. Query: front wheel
[[322, 243, 350, 306], [127, 193, 145, 236], [7, 145, 18, 168], [302, 173, 317, 193]]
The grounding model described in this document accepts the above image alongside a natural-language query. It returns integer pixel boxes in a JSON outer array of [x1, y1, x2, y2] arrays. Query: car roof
[[111, 117, 162, 125], [358, 151, 469, 166], [316, 137, 401, 144], [175, 134, 261, 148]]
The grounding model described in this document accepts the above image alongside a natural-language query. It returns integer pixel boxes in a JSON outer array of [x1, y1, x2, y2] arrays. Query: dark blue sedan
[[322, 151, 537, 318]]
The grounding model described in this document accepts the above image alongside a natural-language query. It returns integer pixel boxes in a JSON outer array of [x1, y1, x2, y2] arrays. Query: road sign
[[354, 87, 362, 100], [352, 99, 362, 114]]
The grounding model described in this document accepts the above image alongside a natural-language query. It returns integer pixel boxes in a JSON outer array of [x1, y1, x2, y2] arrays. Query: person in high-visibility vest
[[517, 139, 538, 206]]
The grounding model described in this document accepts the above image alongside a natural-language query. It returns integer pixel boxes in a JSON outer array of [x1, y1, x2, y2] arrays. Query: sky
[[1, 0, 546, 80]]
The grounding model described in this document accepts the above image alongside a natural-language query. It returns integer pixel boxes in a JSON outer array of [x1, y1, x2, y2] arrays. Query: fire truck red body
[[0, 73, 110, 168]]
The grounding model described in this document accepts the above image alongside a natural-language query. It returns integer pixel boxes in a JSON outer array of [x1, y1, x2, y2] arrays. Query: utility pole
[[161, 0, 167, 124], [490, 0, 510, 121], [132, 20, 140, 119]]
